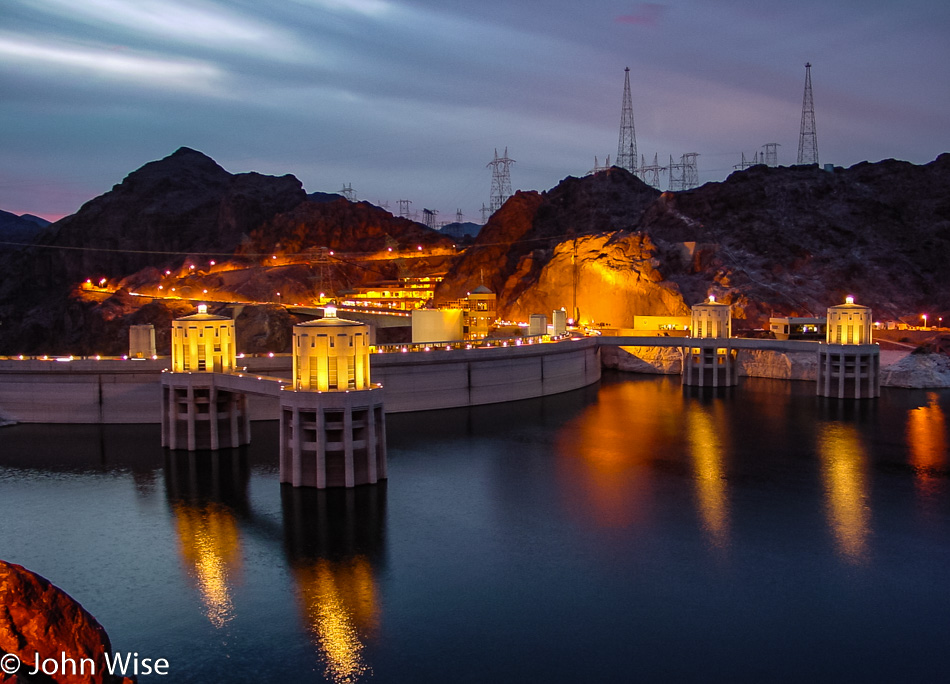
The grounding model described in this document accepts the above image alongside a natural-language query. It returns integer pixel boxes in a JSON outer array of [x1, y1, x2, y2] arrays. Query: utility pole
[[616, 67, 638, 175], [487, 147, 515, 213], [797, 62, 819, 165]]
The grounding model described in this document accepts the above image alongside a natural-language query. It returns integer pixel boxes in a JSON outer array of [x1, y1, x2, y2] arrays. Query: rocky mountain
[[0, 209, 47, 249], [437, 157, 950, 329], [0, 149, 452, 355], [24, 147, 307, 289], [239, 198, 454, 256]]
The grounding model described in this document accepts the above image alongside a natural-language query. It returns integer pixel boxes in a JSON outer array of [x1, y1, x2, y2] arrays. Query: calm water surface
[[1, 374, 948, 683]]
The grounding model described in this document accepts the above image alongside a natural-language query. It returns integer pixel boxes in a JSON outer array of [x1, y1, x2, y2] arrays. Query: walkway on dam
[[596, 336, 822, 352]]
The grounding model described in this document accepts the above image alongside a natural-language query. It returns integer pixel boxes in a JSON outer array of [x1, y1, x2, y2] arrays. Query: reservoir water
[[1, 373, 948, 683]]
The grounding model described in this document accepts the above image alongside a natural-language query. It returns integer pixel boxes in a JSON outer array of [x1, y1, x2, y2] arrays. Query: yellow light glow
[[686, 404, 730, 550], [846, 295, 854, 304], [907, 393, 947, 503], [817, 423, 870, 564], [172, 502, 242, 628], [293, 557, 378, 683], [554, 381, 676, 528]]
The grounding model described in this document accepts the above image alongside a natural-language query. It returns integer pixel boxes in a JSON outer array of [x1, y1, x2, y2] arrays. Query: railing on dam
[[595, 336, 822, 353]]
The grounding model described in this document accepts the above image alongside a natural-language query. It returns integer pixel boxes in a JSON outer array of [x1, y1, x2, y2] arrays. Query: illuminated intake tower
[[162, 305, 250, 450], [280, 307, 387, 488], [816, 296, 880, 398], [683, 296, 737, 387]]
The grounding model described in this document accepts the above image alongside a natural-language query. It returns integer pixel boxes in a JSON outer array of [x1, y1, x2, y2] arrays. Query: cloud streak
[[0, 33, 224, 92], [615, 3, 665, 26]]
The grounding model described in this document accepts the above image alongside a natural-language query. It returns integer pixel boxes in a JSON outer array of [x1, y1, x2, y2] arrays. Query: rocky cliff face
[[438, 157, 950, 329], [0, 560, 135, 684], [241, 198, 454, 255]]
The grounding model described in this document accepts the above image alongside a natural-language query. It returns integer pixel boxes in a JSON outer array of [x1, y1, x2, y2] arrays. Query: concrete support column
[[160, 385, 169, 448], [291, 406, 302, 487], [343, 407, 355, 488], [375, 406, 388, 480], [209, 386, 219, 450], [241, 393, 251, 445], [168, 388, 178, 449], [186, 384, 196, 451], [279, 407, 289, 481], [230, 393, 240, 448], [366, 405, 378, 483], [315, 408, 326, 489]]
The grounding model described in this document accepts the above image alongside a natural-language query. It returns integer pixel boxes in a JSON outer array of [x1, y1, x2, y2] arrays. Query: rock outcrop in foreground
[[0, 560, 134, 684]]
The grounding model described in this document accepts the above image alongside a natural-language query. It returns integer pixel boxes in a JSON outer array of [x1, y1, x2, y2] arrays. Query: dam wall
[[0, 338, 601, 424]]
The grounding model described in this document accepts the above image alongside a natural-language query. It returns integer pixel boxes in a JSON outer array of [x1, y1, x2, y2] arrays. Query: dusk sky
[[2, 0, 948, 222]]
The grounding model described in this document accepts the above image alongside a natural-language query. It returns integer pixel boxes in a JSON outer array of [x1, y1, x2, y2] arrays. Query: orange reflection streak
[[172, 502, 242, 628], [817, 423, 870, 564], [685, 404, 730, 550], [293, 557, 378, 684], [907, 393, 947, 478], [556, 380, 682, 529]]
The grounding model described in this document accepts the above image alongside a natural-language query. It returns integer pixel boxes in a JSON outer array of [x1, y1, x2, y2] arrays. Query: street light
[[922, 314, 928, 329]]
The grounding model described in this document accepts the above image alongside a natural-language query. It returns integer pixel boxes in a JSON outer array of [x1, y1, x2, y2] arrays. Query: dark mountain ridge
[[437, 157, 950, 327]]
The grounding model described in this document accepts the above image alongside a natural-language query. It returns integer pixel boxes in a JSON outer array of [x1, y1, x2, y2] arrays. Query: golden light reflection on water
[[817, 423, 870, 564], [293, 556, 378, 684], [907, 392, 947, 488], [172, 502, 242, 628], [556, 380, 682, 528], [685, 403, 730, 550]]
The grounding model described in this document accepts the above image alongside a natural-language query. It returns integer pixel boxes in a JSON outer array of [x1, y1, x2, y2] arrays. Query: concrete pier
[[816, 344, 880, 399], [682, 340, 738, 388], [161, 373, 251, 451], [279, 387, 386, 488]]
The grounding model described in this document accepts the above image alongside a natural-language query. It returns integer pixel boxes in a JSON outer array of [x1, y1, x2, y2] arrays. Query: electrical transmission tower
[[669, 153, 699, 191], [487, 147, 515, 213], [734, 151, 759, 170], [797, 62, 819, 165], [397, 199, 412, 218], [456, 208, 463, 224], [639, 153, 666, 189], [480, 203, 490, 224], [590, 155, 611, 174], [616, 67, 638, 175], [308, 247, 339, 301], [422, 208, 438, 229], [340, 183, 356, 201], [761, 143, 780, 166]]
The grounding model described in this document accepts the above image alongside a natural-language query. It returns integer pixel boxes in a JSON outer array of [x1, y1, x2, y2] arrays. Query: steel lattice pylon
[[616, 67, 638, 175], [797, 62, 819, 165], [487, 147, 515, 214]]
